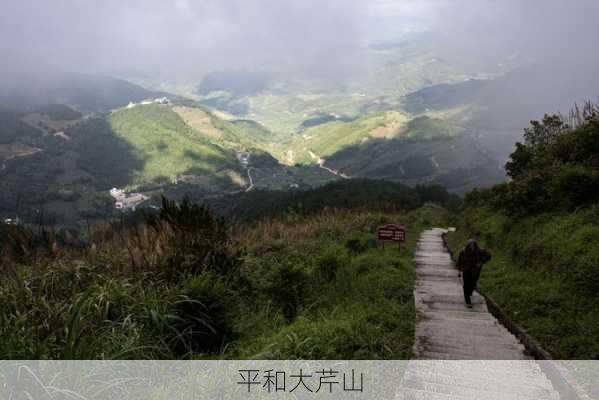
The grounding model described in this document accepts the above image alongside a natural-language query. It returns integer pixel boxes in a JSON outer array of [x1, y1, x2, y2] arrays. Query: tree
[[523, 114, 568, 149], [505, 142, 534, 179]]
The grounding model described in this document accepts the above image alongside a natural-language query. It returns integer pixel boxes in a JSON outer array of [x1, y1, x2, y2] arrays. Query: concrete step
[[411, 228, 548, 373], [409, 360, 547, 379], [419, 350, 529, 360], [421, 294, 485, 304], [417, 337, 525, 354], [419, 310, 495, 321], [396, 386, 557, 400], [418, 319, 515, 336], [403, 369, 558, 398], [401, 378, 558, 400], [419, 315, 503, 327], [416, 335, 525, 352], [416, 330, 523, 348], [418, 350, 518, 360], [416, 324, 518, 342], [420, 301, 488, 313], [415, 345, 529, 360]]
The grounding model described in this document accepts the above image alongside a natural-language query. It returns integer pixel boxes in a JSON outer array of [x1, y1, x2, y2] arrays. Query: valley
[[0, 85, 504, 228], [0, 33, 558, 228]]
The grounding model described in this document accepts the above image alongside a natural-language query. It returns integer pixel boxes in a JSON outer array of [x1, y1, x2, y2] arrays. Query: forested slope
[[448, 103, 599, 358]]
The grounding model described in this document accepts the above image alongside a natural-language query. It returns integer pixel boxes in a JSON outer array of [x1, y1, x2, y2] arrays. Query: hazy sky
[[1, 0, 599, 83]]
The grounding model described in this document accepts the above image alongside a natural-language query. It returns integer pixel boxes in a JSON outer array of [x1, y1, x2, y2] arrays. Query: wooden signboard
[[377, 224, 406, 250]]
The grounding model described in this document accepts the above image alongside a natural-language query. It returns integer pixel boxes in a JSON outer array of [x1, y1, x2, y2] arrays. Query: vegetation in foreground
[[0, 183, 453, 359], [448, 103, 599, 359]]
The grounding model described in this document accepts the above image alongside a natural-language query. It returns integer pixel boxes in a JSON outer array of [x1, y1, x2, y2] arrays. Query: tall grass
[[447, 206, 599, 359], [0, 199, 451, 359]]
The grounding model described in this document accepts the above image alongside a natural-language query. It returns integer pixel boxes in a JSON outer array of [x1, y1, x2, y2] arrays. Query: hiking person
[[456, 240, 491, 308]]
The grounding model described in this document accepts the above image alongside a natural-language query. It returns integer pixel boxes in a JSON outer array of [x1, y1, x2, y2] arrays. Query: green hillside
[[207, 179, 461, 221], [106, 104, 238, 186], [448, 105, 599, 358], [172, 104, 289, 158], [291, 112, 409, 163], [290, 113, 465, 164], [36, 104, 82, 121], [284, 110, 485, 190], [405, 115, 462, 139], [0, 108, 42, 144]]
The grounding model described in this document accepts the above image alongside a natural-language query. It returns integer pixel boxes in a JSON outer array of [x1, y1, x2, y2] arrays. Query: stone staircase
[[396, 228, 562, 400]]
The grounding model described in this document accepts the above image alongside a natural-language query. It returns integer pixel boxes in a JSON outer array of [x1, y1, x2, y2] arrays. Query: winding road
[[308, 151, 350, 179], [245, 167, 255, 192]]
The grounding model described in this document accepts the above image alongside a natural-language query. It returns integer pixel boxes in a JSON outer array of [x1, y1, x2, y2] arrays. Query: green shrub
[[550, 165, 599, 209], [344, 233, 377, 255], [259, 302, 414, 359], [159, 273, 236, 357], [265, 260, 309, 322], [569, 226, 599, 293], [351, 251, 391, 275], [315, 244, 350, 282], [149, 197, 242, 281], [475, 110, 599, 214], [354, 265, 412, 303]]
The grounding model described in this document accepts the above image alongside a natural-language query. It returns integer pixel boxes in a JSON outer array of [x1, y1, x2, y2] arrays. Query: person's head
[[465, 239, 479, 253]]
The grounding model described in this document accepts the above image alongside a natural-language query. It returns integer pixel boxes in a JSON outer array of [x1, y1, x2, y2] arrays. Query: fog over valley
[[1, 0, 598, 226]]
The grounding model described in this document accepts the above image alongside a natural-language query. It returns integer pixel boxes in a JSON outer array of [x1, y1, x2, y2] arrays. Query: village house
[[110, 188, 126, 201], [3, 216, 20, 225], [110, 188, 148, 211], [154, 97, 169, 104]]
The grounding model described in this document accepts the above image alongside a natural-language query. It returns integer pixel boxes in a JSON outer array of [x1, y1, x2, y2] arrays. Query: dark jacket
[[457, 242, 491, 274]]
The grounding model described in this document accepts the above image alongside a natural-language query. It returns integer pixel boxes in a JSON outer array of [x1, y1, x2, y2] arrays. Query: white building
[[110, 188, 126, 200], [4, 217, 20, 225], [114, 192, 149, 211], [154, 97, 169, 104]]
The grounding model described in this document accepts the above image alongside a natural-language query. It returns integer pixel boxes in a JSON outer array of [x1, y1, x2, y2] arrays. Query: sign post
[[377, 224, 406, 250]]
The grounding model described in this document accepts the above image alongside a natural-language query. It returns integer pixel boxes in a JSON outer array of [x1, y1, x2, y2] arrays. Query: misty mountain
[[0, 108, 43, 144], [197, 69, 273, 96], [0, 71, 165, 113], [1, 0, 598, 229]]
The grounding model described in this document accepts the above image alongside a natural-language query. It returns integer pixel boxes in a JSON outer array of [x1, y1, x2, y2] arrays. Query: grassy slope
[[172, 105, 239, 143], [172, 104, 291, 160], [0, 108, 43, 144], [0, 203, 452, 359], [291, 113, 464, 165], [291, 112, 409, 163], [405, 116, 462, 139], [108, 104, 238, 186], [247, 93, 380, 134], [231, 205, 451, 359], [447, 206, 599, 359]]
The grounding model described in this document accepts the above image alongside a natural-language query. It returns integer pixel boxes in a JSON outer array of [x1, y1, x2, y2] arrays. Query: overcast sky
[[1, 0, 598, 83]]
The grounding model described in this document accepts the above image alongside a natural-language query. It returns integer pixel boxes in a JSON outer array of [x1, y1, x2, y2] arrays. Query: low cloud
[[1, 0, 598, 92]]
